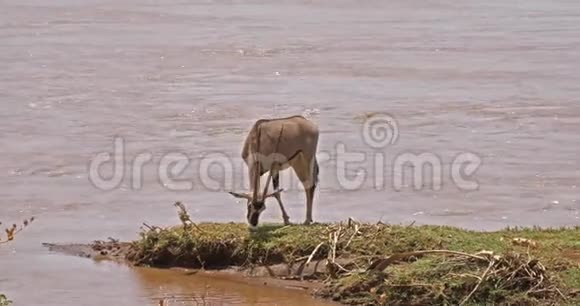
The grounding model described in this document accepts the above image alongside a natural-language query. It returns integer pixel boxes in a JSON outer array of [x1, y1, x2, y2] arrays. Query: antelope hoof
[[303, 219, 313, 225], [283, 218, 291, 226]]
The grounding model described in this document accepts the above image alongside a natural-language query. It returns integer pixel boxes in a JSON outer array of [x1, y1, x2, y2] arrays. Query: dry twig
[[459, 259, 495, 306], [174, 202, 204, 232], [295, 242, 325, 278]]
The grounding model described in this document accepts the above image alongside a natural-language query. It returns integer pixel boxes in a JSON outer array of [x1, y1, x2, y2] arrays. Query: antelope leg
[[272, 172, 290, 224], [303, 185, 315, 225]]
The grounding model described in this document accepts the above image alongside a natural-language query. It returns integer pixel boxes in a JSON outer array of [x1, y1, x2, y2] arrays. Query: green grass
[[126, 221, 580, 305], [127, 222, 333, 268]]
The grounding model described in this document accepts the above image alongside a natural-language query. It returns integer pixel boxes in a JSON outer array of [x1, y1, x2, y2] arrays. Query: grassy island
[[116, 204, 580, 305]]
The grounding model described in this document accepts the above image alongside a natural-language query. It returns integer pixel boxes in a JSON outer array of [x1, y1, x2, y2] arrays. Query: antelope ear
[[228, 191, 252, 200], [265, 188, 284, 199]]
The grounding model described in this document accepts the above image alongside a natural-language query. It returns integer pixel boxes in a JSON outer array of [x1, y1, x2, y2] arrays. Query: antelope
[[228, 115, 320, 227]]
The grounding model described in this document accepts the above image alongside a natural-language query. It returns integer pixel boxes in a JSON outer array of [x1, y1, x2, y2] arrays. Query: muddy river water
[[1, 0, 579, 305]]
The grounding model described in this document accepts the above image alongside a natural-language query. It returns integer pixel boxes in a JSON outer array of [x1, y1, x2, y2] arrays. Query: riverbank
[[44, 204, 580, 305]]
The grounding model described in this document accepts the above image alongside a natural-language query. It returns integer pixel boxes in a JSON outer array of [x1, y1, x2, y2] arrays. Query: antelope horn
[[262, 172, 273, 200], [252, 124, 262, 201], [262, 124, 285, 198]]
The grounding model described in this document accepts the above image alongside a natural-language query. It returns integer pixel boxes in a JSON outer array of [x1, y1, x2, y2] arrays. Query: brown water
[[1, 0, 580, 305]]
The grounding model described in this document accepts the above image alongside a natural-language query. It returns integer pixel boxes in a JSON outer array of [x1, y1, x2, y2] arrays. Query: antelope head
[[228, 171, 284, 227]]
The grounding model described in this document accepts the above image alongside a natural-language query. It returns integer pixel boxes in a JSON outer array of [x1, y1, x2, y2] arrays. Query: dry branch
[[459, 259, 495, 306], [174, 201, 204, 232], [295, 242, 325, 278]]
